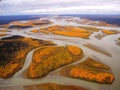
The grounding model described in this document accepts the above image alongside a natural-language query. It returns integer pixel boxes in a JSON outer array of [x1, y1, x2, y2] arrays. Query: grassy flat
[[0, 35, 54, 78], [40, 25, 91, 38], [102, 30, 117, 34], [60, 57, 114, 84], [27, 45, 83, 78], [24, 83, 88, 90], [0, 34, 7, 37]]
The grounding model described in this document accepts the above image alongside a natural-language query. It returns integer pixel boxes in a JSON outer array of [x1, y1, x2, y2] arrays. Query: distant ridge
[[0, 14, 120, 26]]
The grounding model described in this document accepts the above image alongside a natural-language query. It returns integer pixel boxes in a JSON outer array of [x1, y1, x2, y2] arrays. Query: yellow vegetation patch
[[28, 46, 83, 78], [67, 45, 82, 55], [69, 27, 88, 33], [61, 57, 114, 84], [0, 35, 54, 78], [40, 29, 49, 34], [0, 30, 8, 32], [31, 29, 39, 33], [40, 25, 91, 38], [70, 67, 114, 84], [10, 21, 34, 27], [84, 58, 110, 70], [0, 34, 7, 37], [23, 83, 88, 90], [53, 30, 90, 38], [79, 26, 99, 32], [0, 63, 19, 78], [9, 20, 52, 28], [102, 30, 116, 34]]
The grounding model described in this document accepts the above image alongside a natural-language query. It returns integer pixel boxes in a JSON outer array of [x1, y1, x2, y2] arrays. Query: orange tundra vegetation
[[31, 29, 39, 33], [0, 35, 54, 78], [9, 21, 34, 27], [61, 57, 114, 84], [67, 45, 82, 55], [79, 26, 100, 32], [0, 34, 7, 37], [0, 30, 9, 32], [9, 20, 52, 28], [28, 45, 83, 78], [102, 30, 116, 34], [70, 68, 114, 84], [23, 83, 88, 90], [40, 25, 91, 38]]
